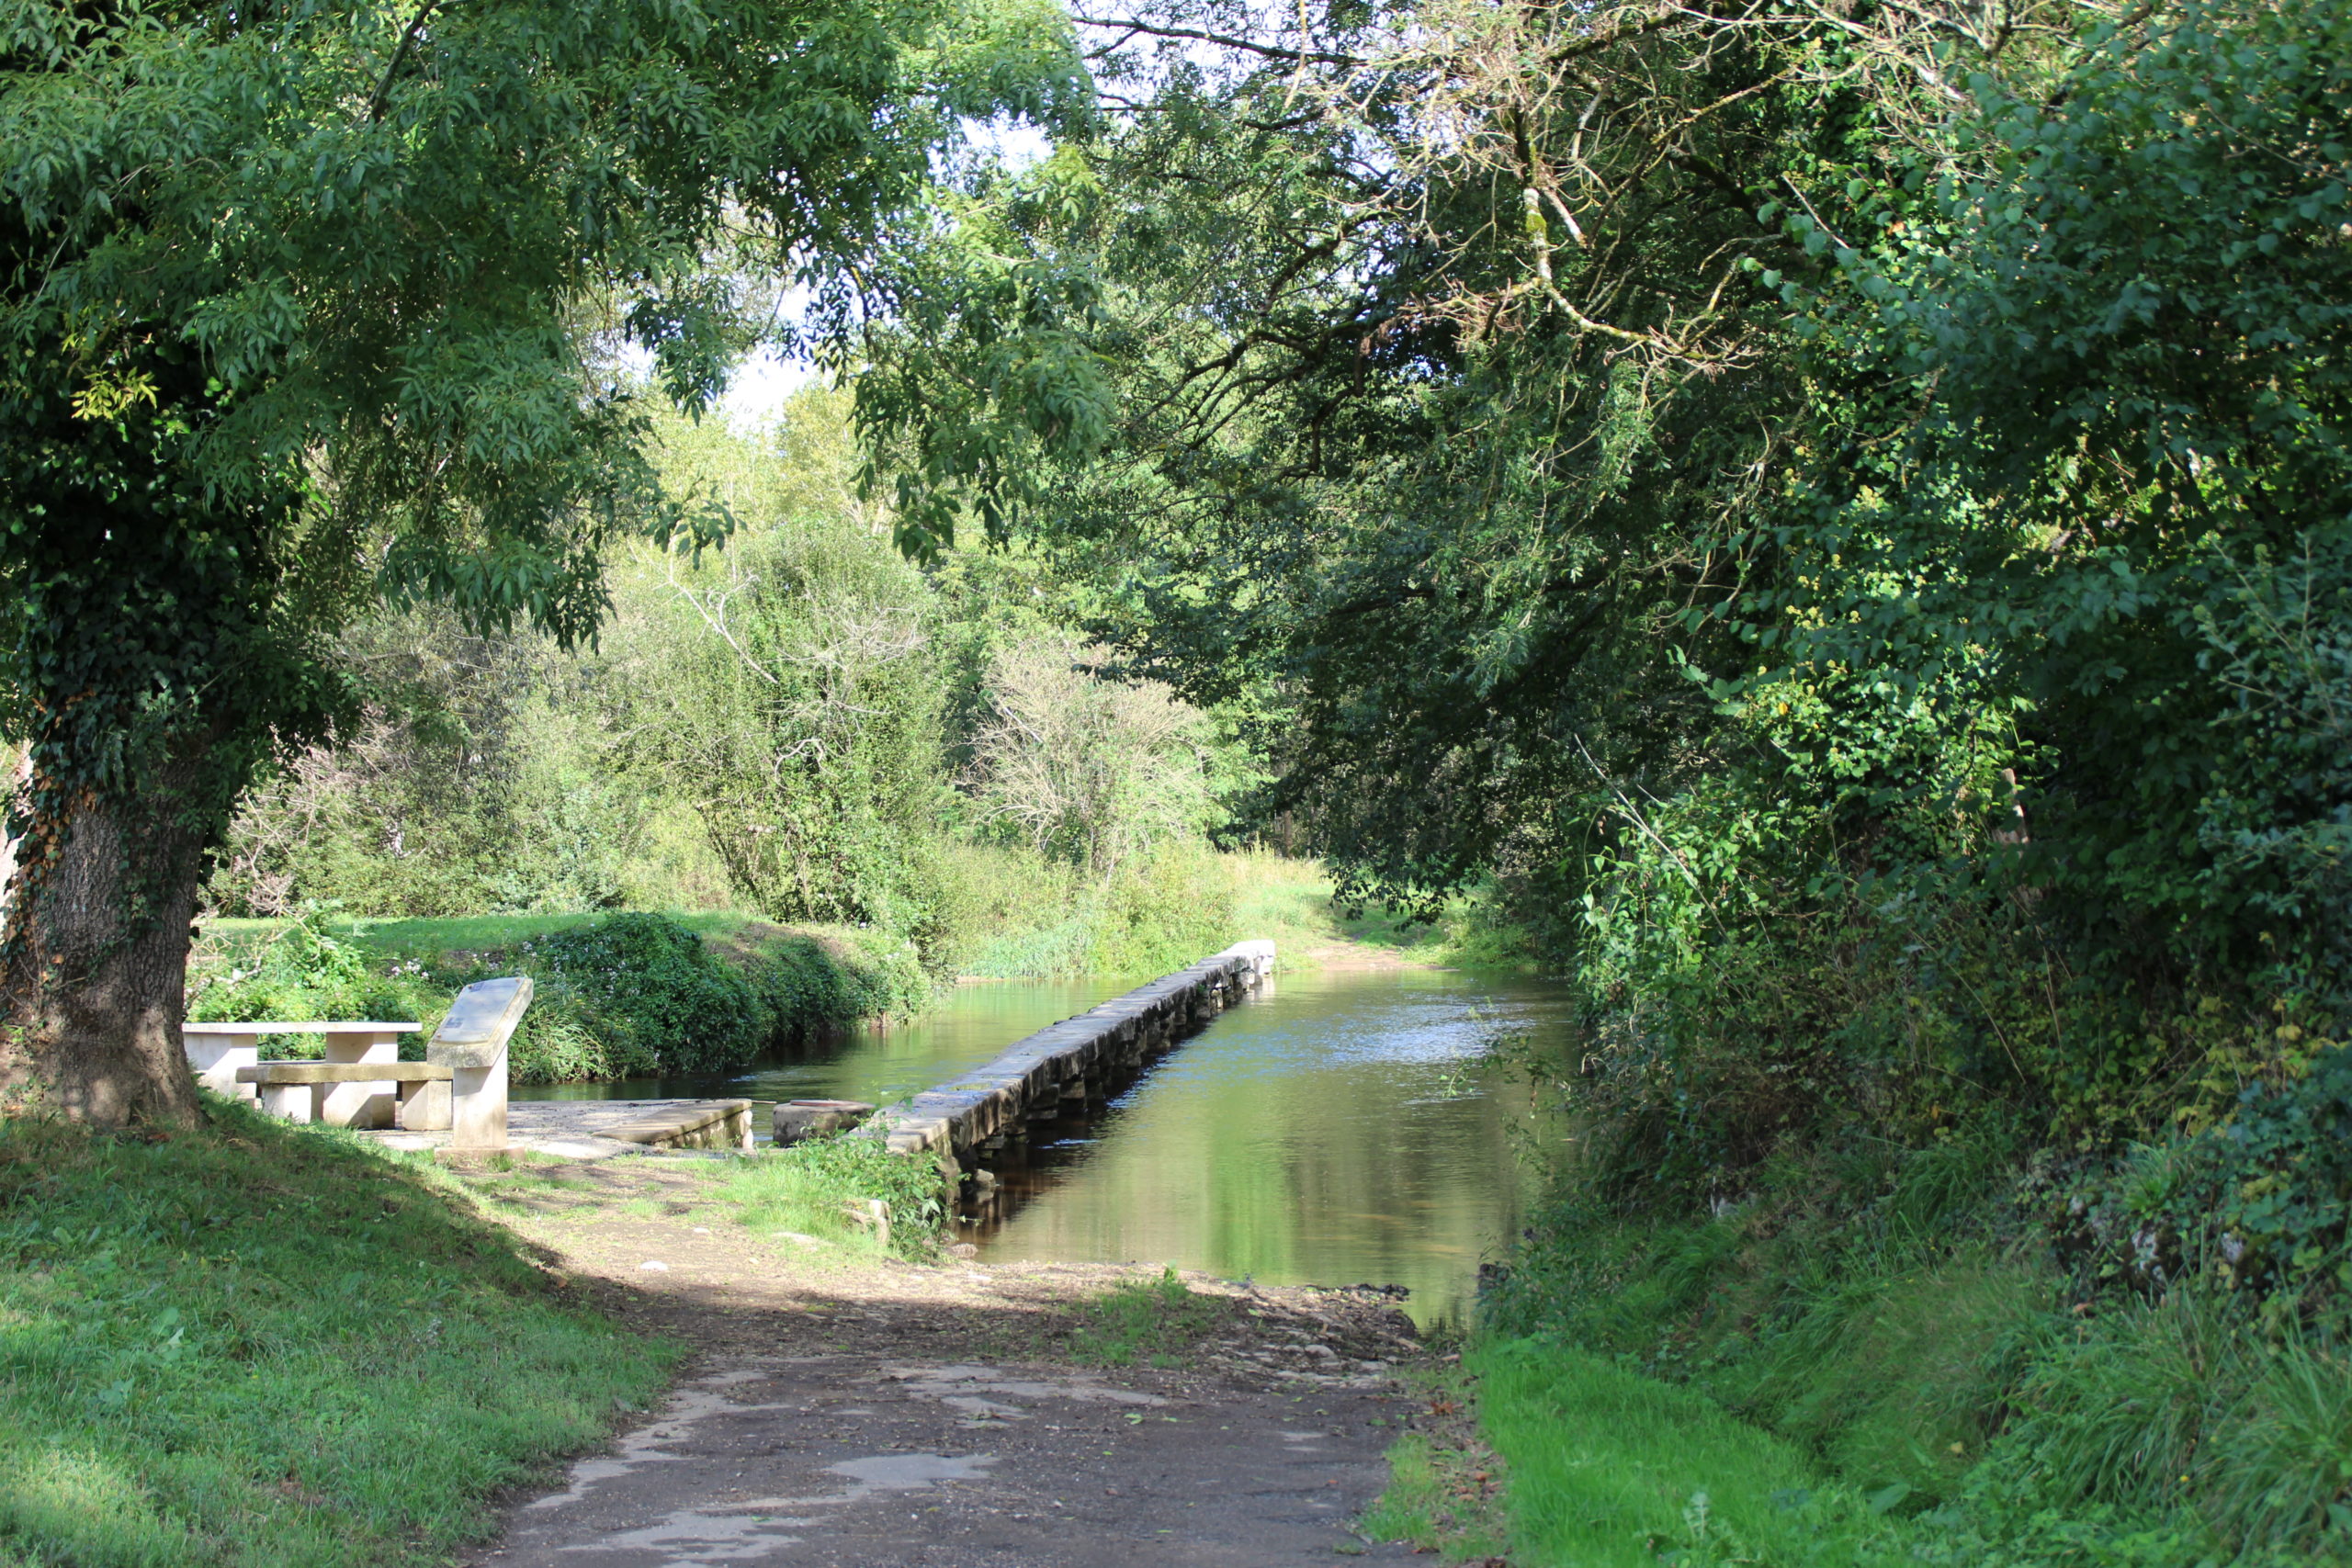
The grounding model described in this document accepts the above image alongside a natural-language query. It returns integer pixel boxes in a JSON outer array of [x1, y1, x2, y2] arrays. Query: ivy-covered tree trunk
[[0, 345, 311, 1130], [1, 744, 221, 1126]]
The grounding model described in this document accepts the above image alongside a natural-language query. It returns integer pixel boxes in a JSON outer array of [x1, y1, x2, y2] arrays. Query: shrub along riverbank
[[1448, 1113, 2352, 1566], [187, 911, 930, 1085]]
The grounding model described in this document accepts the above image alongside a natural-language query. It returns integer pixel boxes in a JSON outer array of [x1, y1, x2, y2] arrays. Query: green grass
[[1472, 1339, 1912, 1567], [1356, 1362, 1510, 1560], [1359, 1430, 1451, 1549], [336, 909, 769, 957], [200, 909, 815, 967], [0, 1101, 674, 1567], [698, 1136, 949, 1260], [1476, 1158, 2352, 1565], [1068, 1267, 1230, 1368]]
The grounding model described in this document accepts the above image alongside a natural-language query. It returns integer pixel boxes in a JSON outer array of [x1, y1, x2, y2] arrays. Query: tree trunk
[[1, 749, 211, 1128]]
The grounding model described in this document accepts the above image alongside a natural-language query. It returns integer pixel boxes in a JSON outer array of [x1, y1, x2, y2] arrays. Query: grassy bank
[[1469, 1340, 1909, 1566], [942, 849, 1533, 980], [0, 1103, 673, 1567], [1431, 1134, 2352, 1568]]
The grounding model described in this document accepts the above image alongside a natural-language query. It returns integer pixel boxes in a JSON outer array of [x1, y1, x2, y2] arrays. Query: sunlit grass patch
[[0, 1102, 673, 1567], [1474, 1338, 1911, 1567], [1069, 1266, 1230, 1368], [1226, 852, 1532, 970]]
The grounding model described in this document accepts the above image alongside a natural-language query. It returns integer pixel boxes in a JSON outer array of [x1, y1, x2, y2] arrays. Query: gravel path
[[459, 1157, 1430, 1567]]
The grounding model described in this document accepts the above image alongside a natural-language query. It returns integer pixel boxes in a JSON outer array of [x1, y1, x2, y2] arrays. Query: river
[[514, 965, 1571, 1325]]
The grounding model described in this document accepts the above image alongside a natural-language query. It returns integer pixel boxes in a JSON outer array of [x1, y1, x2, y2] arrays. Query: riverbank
[[187, 911, 931, 1085], [184, 857, 1510, 1089]]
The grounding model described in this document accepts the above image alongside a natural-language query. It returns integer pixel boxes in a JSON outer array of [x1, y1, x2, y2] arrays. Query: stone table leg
[[449, 1050, 509, 1150], [257, 1082, 311, 1122], [320, 1033, 401, 1128], [184, 1032, 259, 1102]]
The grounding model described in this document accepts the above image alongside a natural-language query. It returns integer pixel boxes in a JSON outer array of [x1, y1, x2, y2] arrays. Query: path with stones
[[458, 1157, 1430, 1568]]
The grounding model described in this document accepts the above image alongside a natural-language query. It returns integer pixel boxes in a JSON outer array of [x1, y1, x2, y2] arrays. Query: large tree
[[0, 0, 1085, 1123]]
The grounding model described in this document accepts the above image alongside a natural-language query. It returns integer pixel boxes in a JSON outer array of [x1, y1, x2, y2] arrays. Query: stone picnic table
[[182, 976, 535, 1149], [183, 1021, 420, 1128]]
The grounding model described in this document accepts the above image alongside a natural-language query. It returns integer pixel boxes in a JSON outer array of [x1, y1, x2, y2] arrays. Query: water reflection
[[514, 965, 1570, 1327], [970, 968, 1569, 1326]]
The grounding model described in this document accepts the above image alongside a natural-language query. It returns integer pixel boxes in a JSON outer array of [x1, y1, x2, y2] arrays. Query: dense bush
[[185, 920, 438, 1055], [199, 392, 1262, 985], [517, 914, 762, 1077]]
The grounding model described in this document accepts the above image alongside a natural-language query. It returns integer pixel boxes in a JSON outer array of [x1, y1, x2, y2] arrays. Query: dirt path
[[461, 1157, 1430, 1567]]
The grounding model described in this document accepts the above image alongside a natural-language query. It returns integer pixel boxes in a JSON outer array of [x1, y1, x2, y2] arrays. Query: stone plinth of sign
[[424, 976, 534, 1150]]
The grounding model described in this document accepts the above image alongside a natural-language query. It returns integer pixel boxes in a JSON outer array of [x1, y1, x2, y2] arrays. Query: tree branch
[[368, 0, 441, 123], [1071, 13, 1363, 68]]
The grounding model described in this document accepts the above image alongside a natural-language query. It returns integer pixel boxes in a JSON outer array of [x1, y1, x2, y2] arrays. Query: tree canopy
[[854, 0, 2352, 1174]]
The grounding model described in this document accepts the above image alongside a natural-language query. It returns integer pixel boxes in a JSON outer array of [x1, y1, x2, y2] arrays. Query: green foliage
[[2052, 1043, 2352, 1328], [208, 615, 738, 920], [786, 3, 2351, 1559], [0, 1106, 673, 1566], [0, 0, 1085, 1033], [201, 392, 1266, 988], [520, 914, 761, 1077], [1756, 0, 2352, 1098], [1068, 1267, 1228, 1368], [1078, 844, 1236, 978], [622, 397, 956, 940], [1484, 1130, 2352, 1562], [956, 629, 1228, 873]]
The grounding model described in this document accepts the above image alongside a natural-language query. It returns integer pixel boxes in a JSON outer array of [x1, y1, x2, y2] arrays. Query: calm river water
[[515, 967, 1571, 1325]]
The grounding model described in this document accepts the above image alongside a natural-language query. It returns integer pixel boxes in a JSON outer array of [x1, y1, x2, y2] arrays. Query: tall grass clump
[[1069, 1267, 1231, 1368], [704, 1135, 947, 1259]]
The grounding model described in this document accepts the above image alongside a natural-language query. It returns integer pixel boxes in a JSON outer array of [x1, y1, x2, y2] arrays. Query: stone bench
[[237, 1060, 455, 1131]]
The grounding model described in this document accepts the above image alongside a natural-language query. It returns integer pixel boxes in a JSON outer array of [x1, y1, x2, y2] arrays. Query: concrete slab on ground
[[481, 1353, 1410, 1567], [368, 1099, 750, 1160]]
